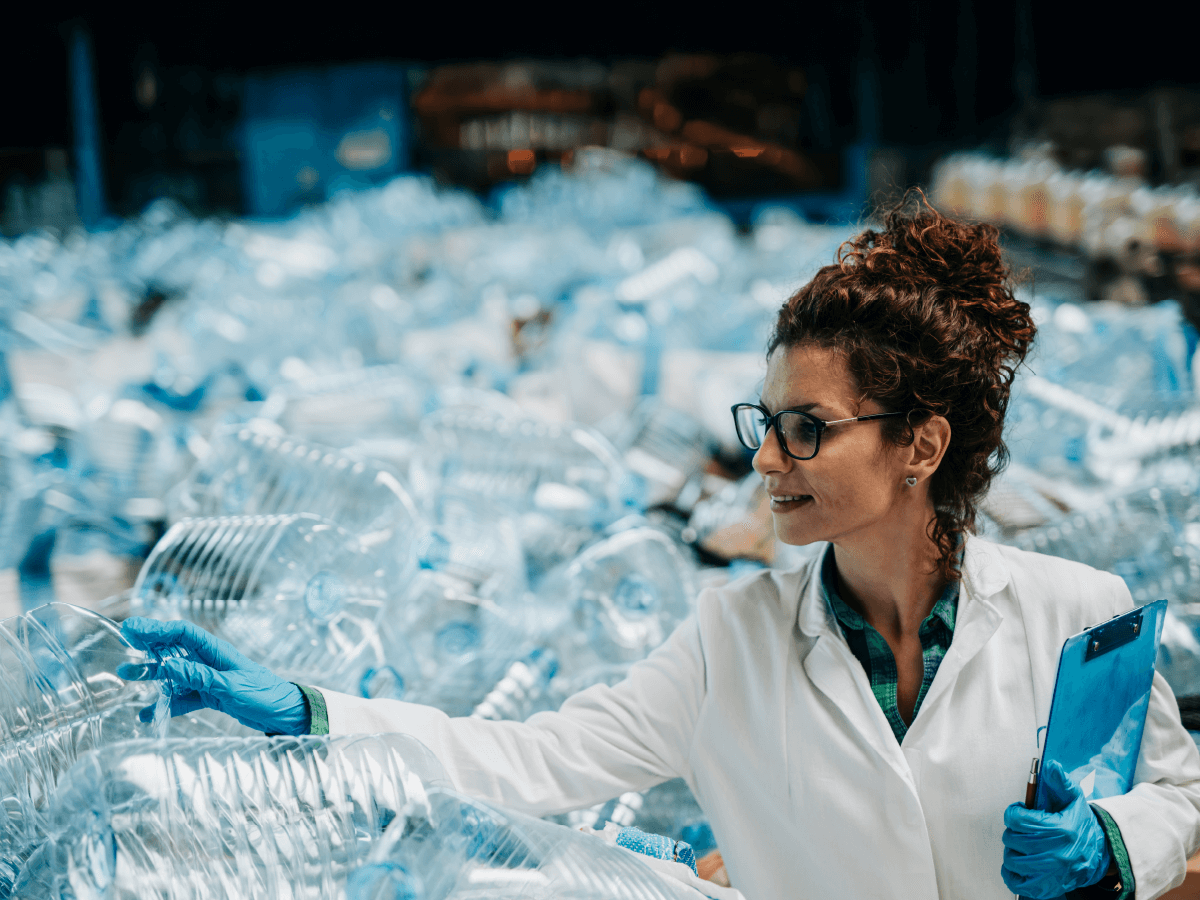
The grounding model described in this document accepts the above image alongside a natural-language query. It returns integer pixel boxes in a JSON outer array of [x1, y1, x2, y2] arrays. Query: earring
[[905, 476, 917, 487]]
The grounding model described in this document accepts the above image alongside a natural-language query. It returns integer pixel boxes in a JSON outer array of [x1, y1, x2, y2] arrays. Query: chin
[[771, 518, 829, 547]]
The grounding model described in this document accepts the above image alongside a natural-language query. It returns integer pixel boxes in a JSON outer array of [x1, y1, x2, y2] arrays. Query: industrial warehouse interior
[[3, 4, 1200, 899]]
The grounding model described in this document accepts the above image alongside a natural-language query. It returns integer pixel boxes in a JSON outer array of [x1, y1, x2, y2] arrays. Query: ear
[[907, 414, 951, 484]]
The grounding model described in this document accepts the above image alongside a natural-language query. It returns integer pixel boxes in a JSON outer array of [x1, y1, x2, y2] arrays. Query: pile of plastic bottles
[[930, 151, 1200, 257], [2, 148, 1200, 897]]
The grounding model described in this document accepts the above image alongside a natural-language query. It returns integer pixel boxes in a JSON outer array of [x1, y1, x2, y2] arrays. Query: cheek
[[809, 450, 898, 512]]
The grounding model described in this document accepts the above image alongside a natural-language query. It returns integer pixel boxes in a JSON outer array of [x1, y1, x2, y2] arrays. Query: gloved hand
[[117, 617, 310, 736], [1001, 760, 1113, 898]]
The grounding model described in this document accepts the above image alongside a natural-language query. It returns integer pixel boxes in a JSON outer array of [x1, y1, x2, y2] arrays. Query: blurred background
[[4, 1, 1198, 225], [6, 3, 1200, 893]]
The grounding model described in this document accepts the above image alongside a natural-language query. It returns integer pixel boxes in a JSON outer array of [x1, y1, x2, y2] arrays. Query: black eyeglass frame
[[731, 402, 909, 461]]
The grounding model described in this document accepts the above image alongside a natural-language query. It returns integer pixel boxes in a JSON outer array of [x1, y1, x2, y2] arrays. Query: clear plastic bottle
[[131, 513, 420, 699], [558, 779, 713, 860], [0, 603, 164, 887], [265, 364, 431, 448], [470, 647, 559, 722], [346, 787, 685, 900], [1015, 484, 1200, 607], [170, 424, 423, 544], [536, 526, 697, 685], [15, 734, 447, 900], [411, 407, 632, 533]]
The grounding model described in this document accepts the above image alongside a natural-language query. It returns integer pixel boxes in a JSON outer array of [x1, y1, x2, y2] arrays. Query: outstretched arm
[[312, 614, 709, 818]]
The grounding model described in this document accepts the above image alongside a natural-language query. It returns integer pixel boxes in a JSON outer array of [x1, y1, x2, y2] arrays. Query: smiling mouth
[[770, 494, 813, 509]]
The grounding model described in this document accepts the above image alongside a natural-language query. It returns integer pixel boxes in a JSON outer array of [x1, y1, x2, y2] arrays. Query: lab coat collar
[[794, 535, 1012, 639], [790, 535, 1011, 778]]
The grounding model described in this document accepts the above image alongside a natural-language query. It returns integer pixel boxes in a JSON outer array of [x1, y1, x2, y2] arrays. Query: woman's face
[[752, 342, 911, 547]]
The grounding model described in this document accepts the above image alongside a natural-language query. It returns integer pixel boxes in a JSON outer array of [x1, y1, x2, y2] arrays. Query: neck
[[830, 500, 947, 640]]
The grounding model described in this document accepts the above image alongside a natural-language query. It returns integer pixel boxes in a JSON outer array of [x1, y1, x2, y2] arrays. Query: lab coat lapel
[[795, 553, 912, 777], [905, 536, 1009, 740]]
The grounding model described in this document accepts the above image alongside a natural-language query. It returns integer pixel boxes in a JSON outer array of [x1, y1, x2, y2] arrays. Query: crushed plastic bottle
[[412, 407, 633, 526], [170, 424, 422, 543], [15, 734, 447, 900], [535, 525, 698, 690], [130, 513, 421, 698], [345, 787, 689, 900], [0, 603, 164, 888]]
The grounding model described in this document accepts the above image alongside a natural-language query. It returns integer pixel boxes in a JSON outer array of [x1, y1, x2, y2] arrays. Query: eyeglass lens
[[734, 406, 821, 459]]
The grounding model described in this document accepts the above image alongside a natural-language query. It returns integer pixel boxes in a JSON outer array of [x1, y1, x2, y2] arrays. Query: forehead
[[761, 343, 857, 412]]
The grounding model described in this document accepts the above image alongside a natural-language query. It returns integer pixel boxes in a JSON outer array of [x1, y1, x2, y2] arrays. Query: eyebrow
[[758, 398, 824, 415]]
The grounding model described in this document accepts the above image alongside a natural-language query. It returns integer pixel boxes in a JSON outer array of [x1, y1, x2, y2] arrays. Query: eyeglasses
[[731, 403, 908, 461]]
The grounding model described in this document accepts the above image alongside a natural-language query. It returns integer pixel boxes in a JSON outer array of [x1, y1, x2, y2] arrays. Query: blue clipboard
[[1035, 598, 1167, 810]]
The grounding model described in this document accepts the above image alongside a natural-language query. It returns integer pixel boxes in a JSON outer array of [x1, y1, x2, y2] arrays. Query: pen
[[1024, 757, 1040, 809]]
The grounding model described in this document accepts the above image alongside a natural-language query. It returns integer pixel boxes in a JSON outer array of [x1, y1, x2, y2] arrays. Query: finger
[[168, 692, 206, 718], [1000, 860, 1033, 894], [1040, 759, 1083, 813], [1003, 802, 1052, 831], [120, 617, 185, 650], [123, 619, 248, 671], [161, 658, 221, 700]]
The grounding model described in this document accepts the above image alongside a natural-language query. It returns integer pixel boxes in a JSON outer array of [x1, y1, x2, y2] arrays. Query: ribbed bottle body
[[16, 734, 446, 900]]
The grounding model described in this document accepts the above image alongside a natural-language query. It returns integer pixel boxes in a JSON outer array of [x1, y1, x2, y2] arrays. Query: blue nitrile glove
[[117, 617, 309, 736], [1001, 760, 1113, 898], [616, 826, 699, 876]]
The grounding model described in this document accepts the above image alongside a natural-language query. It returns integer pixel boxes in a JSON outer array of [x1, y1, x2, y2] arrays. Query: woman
[[123, 200, 1200, 899]]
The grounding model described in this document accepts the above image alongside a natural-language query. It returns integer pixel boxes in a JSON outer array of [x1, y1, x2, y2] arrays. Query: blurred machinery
[[411, 55, 828, 198]]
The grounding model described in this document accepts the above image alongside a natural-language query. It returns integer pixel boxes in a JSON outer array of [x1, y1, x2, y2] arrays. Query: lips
[[769, 493, 813, 510]]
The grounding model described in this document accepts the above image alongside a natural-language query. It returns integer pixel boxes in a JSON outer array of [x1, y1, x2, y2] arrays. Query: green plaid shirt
[[820, 545, 957, 744], [819, 545, 1132, 898]]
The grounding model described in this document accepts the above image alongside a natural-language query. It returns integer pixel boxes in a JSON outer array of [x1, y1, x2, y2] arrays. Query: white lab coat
[[316, 536, 1200, 900]]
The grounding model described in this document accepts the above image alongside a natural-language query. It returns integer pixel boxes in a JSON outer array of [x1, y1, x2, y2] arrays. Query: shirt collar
[[820, 543, 959, 634]]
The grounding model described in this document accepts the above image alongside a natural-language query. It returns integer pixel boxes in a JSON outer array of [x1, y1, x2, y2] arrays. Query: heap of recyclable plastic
[[345, 787, 698, 900], [15, 734, 446, 899], [3, 150, 1200, 894], [0, 603, 166, 892]]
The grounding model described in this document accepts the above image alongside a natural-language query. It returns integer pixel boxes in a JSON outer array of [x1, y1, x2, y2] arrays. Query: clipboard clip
[[1084, 609, 1144, 662]]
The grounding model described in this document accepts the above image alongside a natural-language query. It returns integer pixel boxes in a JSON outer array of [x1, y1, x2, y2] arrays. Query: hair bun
[[840, 191, 1035, 357]]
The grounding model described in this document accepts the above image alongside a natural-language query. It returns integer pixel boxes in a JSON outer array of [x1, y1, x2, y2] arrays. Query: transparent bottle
[[269, 364, 430, 447], [1015, 484, 1200, 606], [0, 603, 164, 887], [411, 407, 631, 533], [558, 779, 713, 859], [346, 787, 684, 900], [470, 647, 559, 722], [15, 734, 447, 900], [131, 513, 420, 699], [536, 526, 697, 685], [170, 424, 423, 545]]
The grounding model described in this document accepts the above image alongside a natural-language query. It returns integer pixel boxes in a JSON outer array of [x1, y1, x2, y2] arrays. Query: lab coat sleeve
[[1090, 670, 1200, 898], [313, 612, 708, 818]]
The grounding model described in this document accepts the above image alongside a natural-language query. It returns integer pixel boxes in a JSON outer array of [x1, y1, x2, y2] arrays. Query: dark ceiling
[[4, 0, 1198, 150]]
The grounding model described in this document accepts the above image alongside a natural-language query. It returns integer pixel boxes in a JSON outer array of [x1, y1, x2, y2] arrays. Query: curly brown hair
[[768, 193, 1037, 580]]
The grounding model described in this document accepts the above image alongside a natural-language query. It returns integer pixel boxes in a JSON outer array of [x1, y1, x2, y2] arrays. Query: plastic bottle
[[388, 503, 530, 715], [1015, 484, 1200, 607], [346, 787, 685, 900], [535, 525, 697, 687], [15, 734, 447, 900], [412, 407, 632, 529], [170, 424, 422, 543], [0, 602, 164, 888], [130, 513, 420, 699], [266, 364, 431, 448], [471, 647, 559, 722], [558, 779, 713, 860]]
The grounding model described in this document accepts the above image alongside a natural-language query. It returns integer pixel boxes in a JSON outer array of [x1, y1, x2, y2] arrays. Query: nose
[[751, 424, 792, 477]]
